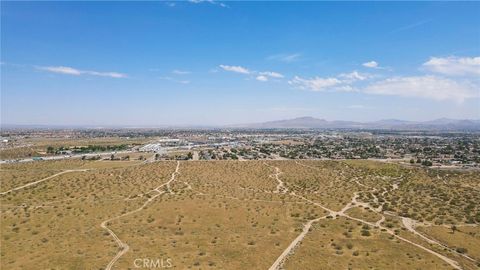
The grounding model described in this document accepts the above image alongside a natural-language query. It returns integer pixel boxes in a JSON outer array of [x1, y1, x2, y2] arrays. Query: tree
[[187, 152, 193, 160], [410, 159, 415, 164], [451, 225, 457, 234], [47, 146, 55, 154], [110, 154, 115, 160]]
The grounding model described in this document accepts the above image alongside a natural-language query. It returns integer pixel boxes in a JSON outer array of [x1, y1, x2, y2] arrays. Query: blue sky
[[1, 1, 479, 126]]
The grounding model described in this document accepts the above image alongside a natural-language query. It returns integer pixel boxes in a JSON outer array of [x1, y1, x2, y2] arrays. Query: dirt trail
[[268, 215, 329, 270], [290, 193, 462, 269], [402, 217, 476, 263], [343, 212, 462, 269], [0, 169, 89, 195], [264, 162, 288, 194], [271, 173, 463, 270], [101, 161, 180, 270]]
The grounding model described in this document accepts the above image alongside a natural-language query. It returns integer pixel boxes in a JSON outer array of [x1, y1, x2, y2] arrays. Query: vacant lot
[[1, 159, 478, 269]]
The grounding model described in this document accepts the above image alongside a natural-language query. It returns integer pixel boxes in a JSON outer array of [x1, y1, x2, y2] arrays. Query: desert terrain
[[1, 158, 479, 269]]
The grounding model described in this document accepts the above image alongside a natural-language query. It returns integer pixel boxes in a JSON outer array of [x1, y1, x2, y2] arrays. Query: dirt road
[[0, 169, 89, 195]]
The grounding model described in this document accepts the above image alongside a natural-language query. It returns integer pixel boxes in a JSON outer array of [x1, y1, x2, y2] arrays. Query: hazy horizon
[[2, 115, 480, 129], [1, 2, 479, 126]]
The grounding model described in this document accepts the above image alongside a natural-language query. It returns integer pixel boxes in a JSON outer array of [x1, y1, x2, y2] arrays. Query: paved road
[[0, 150, 135, 164]]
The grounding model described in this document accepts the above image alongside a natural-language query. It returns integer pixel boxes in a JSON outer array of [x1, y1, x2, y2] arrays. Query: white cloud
[[333, 85, 357, 92], [267, 53, 301, 63], [362, 61, 378, 68], [259, 71, 284, 78], [338, 71, 370, 82], [423, 56, 480, 76], [363, 75, 479, 103], [172, 69, 191, 75], [288, 76, 342, 92], [86, 71, 126, 78], [256, 75, 268, 82], [160, 76, 190, 84], [188, 0, 227, 7], [38, 66, 127, 78], [219, 65, 283, 82], [219, 65, 250, 74], [289, 71, 370, 92], [40, 66, 82, 75]]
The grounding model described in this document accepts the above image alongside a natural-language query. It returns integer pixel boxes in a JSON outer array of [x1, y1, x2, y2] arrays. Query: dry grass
[[417, 225, 480, 261], [1, 159, 478, 269], [283, 217, 453, 270]]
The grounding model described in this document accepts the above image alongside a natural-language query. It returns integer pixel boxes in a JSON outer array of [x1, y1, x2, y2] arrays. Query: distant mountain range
[[237, 117, 480, 130], [2, 117, 479, 131]]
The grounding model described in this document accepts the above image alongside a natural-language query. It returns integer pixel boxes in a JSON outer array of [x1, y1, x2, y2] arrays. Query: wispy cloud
[[290, 56, 479, 103], [219, 65, 284, 81], [363, 75, 478, 103], [256, 75, 268, 82], [289, 76, 343, 92], [391, 19, 431, 33], [338, 71, 372, 82], [188, 0, 227, 8], [267, 53, 301, 63], [289, 71, 370, 92], [40, 66, 82, 75], [38, 66, 127, 78], [219, 65, 250, 74], [259, 71, 284, 78], [172, 69, 191, 75], [423, 56, 480, 76], [160, 76, 190, 84], [362, 61, 378, 68], [362, 60, 390, 70]]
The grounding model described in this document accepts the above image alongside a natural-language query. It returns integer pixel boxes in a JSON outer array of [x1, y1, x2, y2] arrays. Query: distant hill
[[3, 117, 479, 131], [238, 117, 480, 130]]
